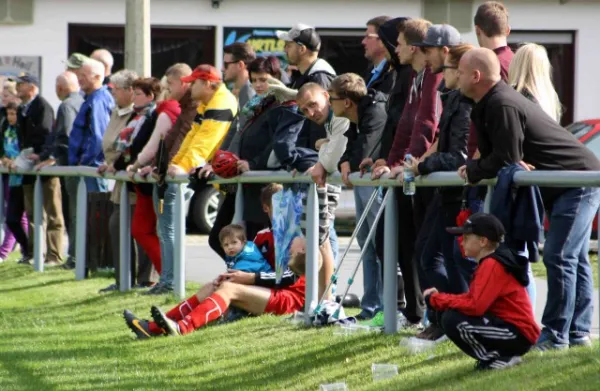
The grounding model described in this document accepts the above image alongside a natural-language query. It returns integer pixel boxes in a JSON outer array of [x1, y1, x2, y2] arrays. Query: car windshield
[[567, 122, 594, 139], [583, 131, 600, 157]]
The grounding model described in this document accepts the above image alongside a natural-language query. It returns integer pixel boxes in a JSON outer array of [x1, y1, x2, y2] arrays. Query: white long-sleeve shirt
[[319, 114, 349, 173]]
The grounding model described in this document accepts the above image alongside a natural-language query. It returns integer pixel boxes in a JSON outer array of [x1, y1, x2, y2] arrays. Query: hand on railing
[[237, 160, 250, 174], [371, 165, 391, 180], [340, 162, 352, 188], [28, 153, 40, 163], [311, 162, 327, 187], [167, 164, 186, 178], [403, 156, 420, 176], [34, 158, 56, 171], [198, 164, 214, 179], [126, 165, 137, 183], [389, 165, 404, 181], [138, 165, 154, 179]]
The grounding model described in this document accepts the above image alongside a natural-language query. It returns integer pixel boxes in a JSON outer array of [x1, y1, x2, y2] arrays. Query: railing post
[[483, 184, 493, 213], [173, 183, 186, 299], [383, 187, 399, 334], [0, 174, 5, 245], [232, 183, 244, 224], [119, 183, 132, 291], [33, 175, 44, 272], [304, 183, 319, 325], [597, 206, 600, 335], [75, 177, 88, 280]]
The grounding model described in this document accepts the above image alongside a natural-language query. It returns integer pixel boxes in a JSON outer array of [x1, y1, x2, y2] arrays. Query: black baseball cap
[[446, 213, 506, 242], [9, 72, 39, 87], [276, 23, 321, 51]]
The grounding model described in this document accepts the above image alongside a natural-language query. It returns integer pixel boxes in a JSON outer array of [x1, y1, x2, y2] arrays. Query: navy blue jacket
[[272, 104, 319, 172], [490, 164, 544, 263]]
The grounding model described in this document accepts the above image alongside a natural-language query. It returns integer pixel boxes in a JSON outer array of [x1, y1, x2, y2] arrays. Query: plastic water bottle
[[403, 154, 416, 195]]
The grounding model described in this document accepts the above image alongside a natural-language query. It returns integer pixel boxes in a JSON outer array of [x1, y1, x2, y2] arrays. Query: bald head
[[90, 49, 113, 76], [56, 72, 80, 100], [463, 48, 501, 82], [297, 82, 325, 101], [296, 82, 330, 125]]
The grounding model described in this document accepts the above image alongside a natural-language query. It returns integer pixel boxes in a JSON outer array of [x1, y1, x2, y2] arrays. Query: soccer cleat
[[151, 305, 181, 336], [123, 309, 157, 340]]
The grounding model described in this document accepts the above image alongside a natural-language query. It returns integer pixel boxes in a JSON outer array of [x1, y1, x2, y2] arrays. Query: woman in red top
[[425, 213, 540, 370]]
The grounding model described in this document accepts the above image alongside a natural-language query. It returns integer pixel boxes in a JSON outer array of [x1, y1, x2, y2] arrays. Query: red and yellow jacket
[[171, 84, 238, 172]]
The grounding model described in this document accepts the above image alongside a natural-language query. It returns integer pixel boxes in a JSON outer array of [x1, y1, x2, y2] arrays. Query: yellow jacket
[[171, 84, 238, 172]]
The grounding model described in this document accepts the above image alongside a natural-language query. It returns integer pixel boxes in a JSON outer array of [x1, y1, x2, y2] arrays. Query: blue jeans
[[354, 186, 383, 317], [152, 184, 193, 287], [541, 187, 600, 345], [84, 177, 108, 193]]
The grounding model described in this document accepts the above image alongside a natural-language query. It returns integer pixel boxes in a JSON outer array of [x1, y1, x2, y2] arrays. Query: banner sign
[[223, 27, 287, 64], [0, 55, 42, 91]]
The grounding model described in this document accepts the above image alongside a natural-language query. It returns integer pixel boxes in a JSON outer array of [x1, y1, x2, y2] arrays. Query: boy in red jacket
[[424, 213, 540, 370]]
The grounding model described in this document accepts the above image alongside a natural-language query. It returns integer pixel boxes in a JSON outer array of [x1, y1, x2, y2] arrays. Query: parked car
[[185, 180, 223, 234]]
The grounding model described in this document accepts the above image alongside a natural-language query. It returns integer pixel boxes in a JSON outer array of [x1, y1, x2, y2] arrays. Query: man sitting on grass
[[424, 213, 540, 370], [123, 183, 319, 338]]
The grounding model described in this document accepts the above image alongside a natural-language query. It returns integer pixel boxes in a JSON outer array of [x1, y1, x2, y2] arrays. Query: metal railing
[[2, 166, 600, 335]]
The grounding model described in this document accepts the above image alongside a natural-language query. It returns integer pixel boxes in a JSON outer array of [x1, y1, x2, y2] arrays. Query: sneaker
[[415, 324, 447, 343], [143, 284, 173, 295], [98, 283, 119, 293], [151, 305, 180, 336], [133, 282, 156, 289], [123, 309, 160, 340], [570, 335, 593, 348], [487, 356, 523, 370], [17, 256, 32, 265], [61, 261, 76, 270], [359, 311, 384, 328], [535, 333, 569, 351]]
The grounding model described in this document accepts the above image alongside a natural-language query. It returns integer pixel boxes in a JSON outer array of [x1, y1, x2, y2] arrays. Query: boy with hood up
[[424, 213, 540, 370]]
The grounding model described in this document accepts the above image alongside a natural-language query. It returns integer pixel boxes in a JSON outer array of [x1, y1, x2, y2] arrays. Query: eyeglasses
[[441, 65, 458, 71], [223, 61, 239, 68], [328, 96, 345, 103]]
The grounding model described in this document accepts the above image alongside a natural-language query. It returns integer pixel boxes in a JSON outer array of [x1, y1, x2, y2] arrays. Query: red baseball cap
[[180, 64, 222, 83]]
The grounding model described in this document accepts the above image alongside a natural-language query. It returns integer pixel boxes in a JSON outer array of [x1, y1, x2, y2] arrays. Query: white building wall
[[0, 0, 597, 121]]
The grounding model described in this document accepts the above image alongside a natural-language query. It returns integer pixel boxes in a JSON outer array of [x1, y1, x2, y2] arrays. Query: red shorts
[[264, 288, 304, 315]]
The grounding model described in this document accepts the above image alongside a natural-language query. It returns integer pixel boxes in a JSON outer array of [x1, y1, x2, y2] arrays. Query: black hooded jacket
[[339, 89, 388, 171], [377, 17, 414, 159], [489, 245, 529, 287]]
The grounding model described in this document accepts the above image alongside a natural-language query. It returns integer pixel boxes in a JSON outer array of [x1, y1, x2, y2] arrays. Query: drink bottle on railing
[[403, 154, 416, 196]]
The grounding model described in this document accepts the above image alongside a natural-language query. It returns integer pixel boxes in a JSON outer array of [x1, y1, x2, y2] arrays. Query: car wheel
[[192, 187, 222, 234]]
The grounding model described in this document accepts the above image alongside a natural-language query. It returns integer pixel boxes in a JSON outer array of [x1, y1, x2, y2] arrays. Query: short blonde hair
[[288, 250, 323, 276], [399, 18, 432, 46], [329, 73, 367, 104]]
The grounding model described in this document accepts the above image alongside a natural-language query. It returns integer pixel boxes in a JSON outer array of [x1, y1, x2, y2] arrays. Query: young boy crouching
[[424, 213, 540, 370]]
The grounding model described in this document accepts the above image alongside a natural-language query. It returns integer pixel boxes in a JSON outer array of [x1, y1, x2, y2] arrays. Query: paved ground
[[185, 234, 600, 333]]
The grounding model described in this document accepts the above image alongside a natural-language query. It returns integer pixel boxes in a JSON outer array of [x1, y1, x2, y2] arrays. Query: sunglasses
[[328, 96, 345, 103], [441, 65, 458, 71]]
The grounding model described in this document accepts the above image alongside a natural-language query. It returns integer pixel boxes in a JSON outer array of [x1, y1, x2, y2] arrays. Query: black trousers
[[376, 188, 434, 323], [438, 309, 532, 363], [208, 192, 266, 261], [6, 185, 29, 258]]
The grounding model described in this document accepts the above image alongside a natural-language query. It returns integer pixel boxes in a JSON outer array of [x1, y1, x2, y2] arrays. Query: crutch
[[313, 186, 380, 316], [330, 188, 390, 320]]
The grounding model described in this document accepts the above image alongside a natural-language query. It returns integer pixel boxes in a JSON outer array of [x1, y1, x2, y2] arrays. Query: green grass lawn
[[1, 260, 600, 391], [530, 255, 599, 288]]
